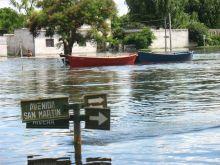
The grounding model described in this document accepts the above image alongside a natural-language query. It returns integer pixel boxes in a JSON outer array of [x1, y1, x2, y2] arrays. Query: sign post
[[73, 104, 82, 165], [20, 93, 111, 164]]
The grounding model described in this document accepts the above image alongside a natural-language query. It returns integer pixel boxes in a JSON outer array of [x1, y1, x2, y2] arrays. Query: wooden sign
[[21, 97, 69, 123], [85, 108, 110, 130], [26, 119, 69, 129], [84, 93, 107, 108]]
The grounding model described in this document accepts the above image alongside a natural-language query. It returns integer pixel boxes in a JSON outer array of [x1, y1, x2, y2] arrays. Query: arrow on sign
[[88, 97, 104, 104], [89, 112, 108, 126]]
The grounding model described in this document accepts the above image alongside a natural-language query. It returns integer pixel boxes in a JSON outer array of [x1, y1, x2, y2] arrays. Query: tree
[[10, 0, 37, 16], [187, 21, 209, 46], [0, 8, 25, 33], [123, 27, 155, 49], [185, 0, 220, 28], [126, 0, 220, 28], [125, 0, 189, 28], [111, 15, 144, 43], [28, 0, 116, 55], [109, 14, 147, 50]]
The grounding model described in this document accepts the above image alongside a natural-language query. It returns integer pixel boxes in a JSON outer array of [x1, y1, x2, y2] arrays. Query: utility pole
[[168, 13, 172, 52], [164, 17, 167, 53]]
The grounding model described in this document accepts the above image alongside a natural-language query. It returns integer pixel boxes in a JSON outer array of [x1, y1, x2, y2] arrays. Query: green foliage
[[126, 0, 220, 28], [123, 27, 155, 49], [111, 15, 127, 42], [126, 0, 189, 28], [0, 8, 25, 33], [187, 21, 209, 46], [125, 0, 220, 46], [185, 0, 220, 28], [10, 0, 37, 16], [29, 0, 116, 55], [110, 15, 146, 50], [208, 35, 220, 46], [111, 14, 155, 50], [114, 15, 145, 29]]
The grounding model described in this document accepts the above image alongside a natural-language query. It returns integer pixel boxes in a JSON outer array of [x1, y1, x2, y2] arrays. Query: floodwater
[[0, 50, 220, 164]]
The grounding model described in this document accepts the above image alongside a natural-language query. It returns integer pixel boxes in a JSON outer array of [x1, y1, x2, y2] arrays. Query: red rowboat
[[62, 54, 137, 68]]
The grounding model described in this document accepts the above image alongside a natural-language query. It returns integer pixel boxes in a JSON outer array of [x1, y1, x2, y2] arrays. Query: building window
[[46, 39, 54, 47]]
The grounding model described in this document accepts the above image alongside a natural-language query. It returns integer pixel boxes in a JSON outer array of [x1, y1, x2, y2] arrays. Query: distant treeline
[[126, 0, 220, 28]]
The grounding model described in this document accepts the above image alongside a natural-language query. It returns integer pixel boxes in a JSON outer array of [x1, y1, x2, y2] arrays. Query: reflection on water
[[0, 52, 220, 164], [27, 156, 71, 165], [27, 156, 111, 165], [85, 157, 111, 165]]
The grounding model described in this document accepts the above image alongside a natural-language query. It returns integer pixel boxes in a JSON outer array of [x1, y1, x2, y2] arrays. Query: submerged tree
[[28, 0, 116, 55]]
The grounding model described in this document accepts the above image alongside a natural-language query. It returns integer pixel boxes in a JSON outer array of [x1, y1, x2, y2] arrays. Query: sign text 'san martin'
[[21, 97, 69, 122]]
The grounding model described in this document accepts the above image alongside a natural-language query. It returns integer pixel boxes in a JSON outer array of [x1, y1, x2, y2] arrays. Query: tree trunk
[[63, 31, 75, 55], [63, 41, 74, 55]]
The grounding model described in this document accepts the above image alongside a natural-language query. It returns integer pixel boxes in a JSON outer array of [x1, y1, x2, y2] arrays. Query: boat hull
[[66, 54, 137, 68], [136, 51, 193, 64]]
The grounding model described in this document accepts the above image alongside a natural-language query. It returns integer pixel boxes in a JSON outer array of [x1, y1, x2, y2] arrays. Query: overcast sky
[[0, 0, 128, 16]]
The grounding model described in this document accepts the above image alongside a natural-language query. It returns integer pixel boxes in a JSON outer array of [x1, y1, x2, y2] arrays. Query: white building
[[5, 29, 34, 56], [4, 27, 191, 57], [209, 29, 220, 36], [124, 28, 190, 51], [150, 29, 189, 49], [0, 36, 7, 57], [5, 27, 97, 57]]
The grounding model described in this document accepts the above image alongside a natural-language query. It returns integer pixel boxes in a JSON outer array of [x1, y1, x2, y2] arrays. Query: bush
[[123, 27, 155, 49], [187, 21, 209, 46], [208, 35, 220, 46]]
